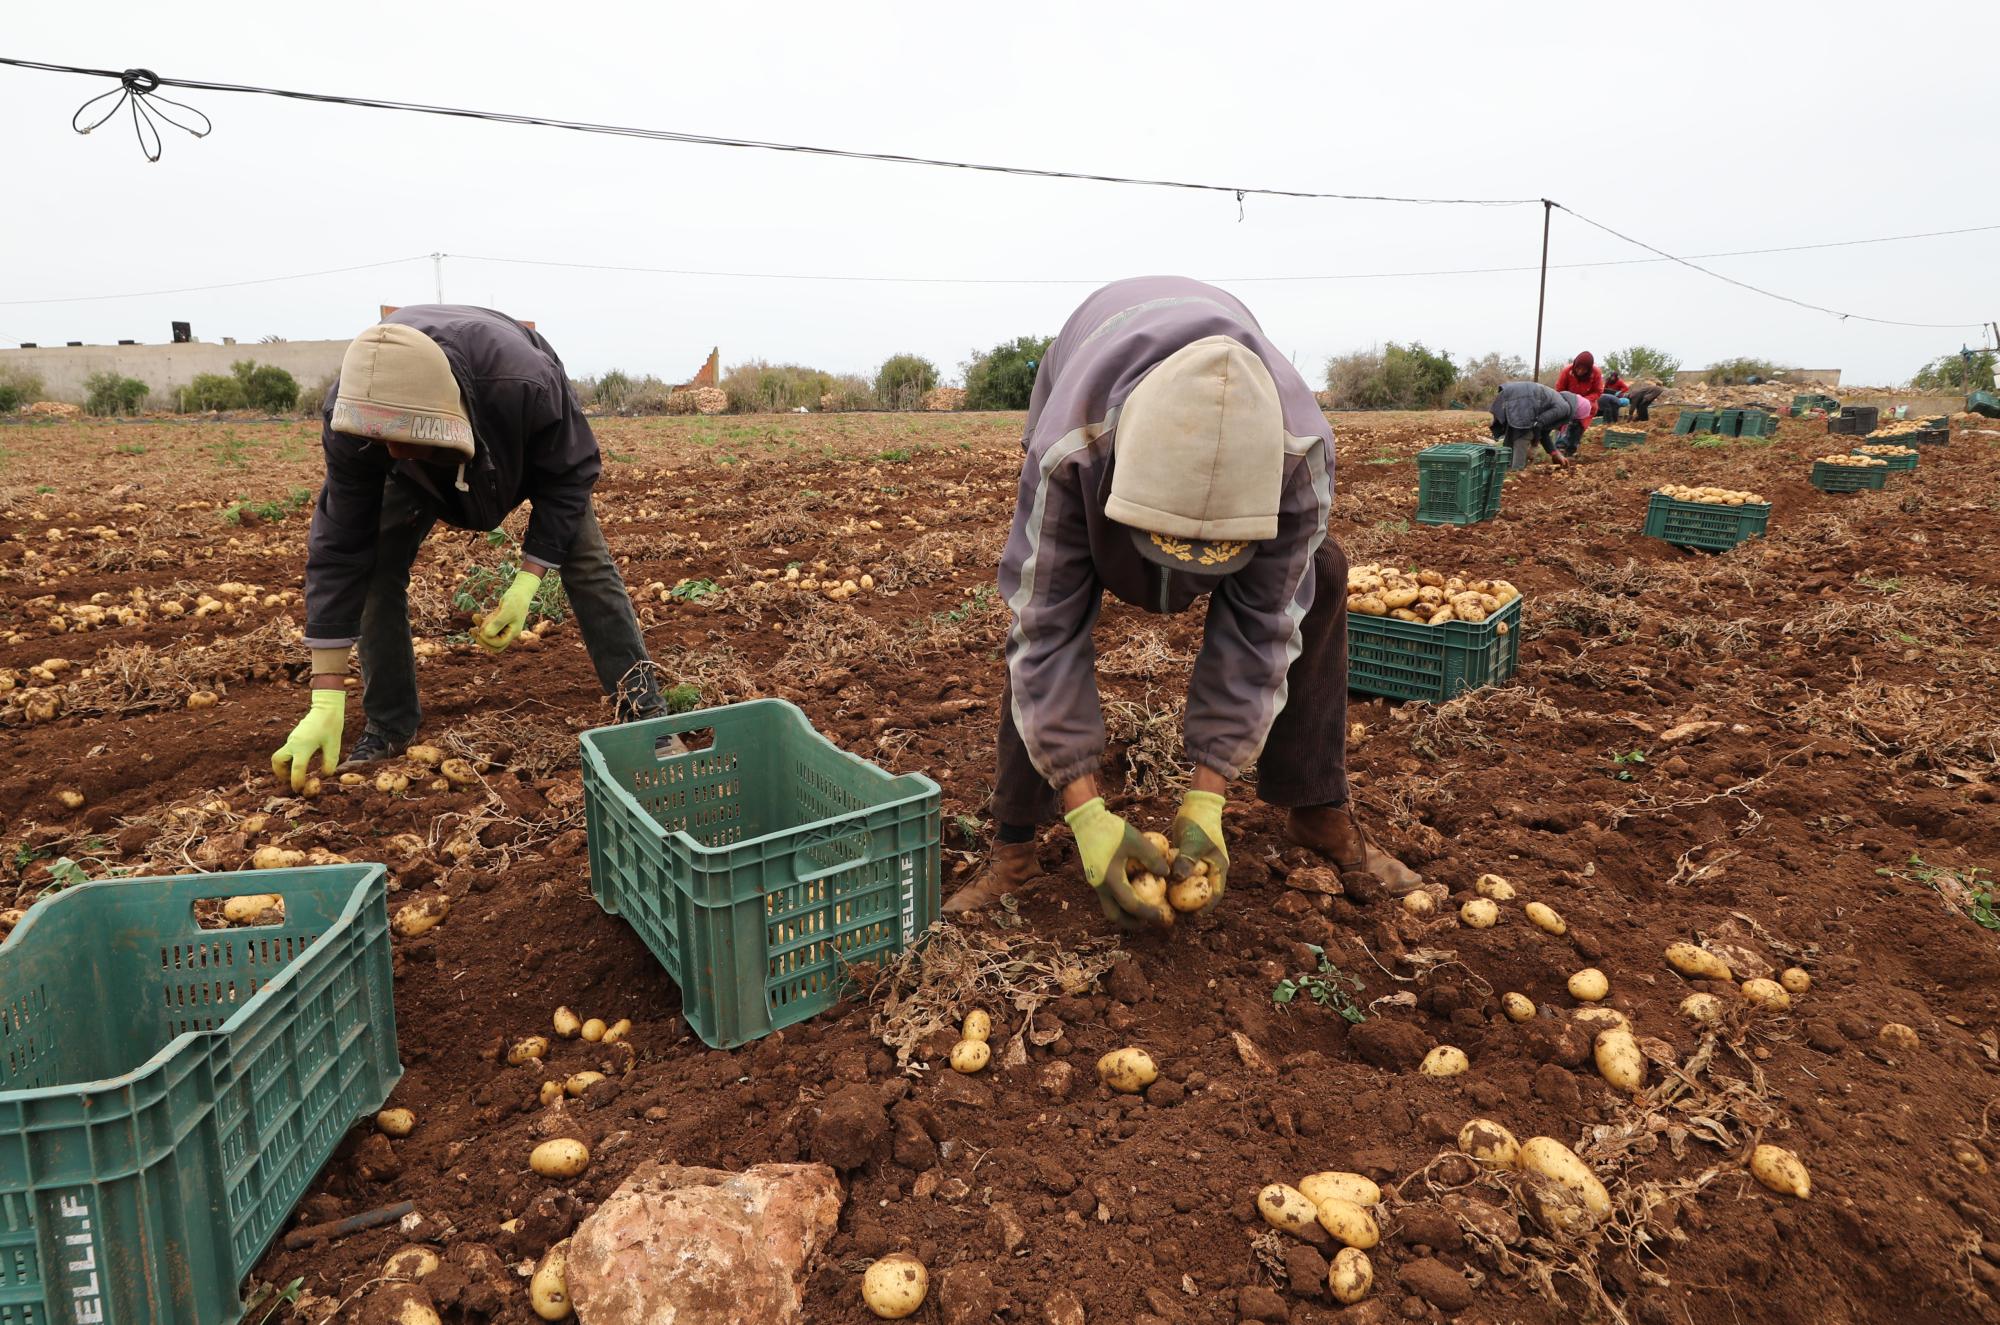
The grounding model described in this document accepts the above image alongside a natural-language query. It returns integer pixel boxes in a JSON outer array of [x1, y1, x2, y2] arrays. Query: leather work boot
[[1286, 803, 1423, 899], [943, 841, 1044, 915]]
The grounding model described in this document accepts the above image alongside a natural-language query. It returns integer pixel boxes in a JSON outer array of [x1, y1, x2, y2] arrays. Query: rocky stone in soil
[[811, 1087, 889, 1171], [567, 1161, 842, 1325]]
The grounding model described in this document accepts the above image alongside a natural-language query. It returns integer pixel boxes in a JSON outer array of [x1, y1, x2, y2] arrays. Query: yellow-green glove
[[272, 690, 346, 791], [1169, 790, 1228, 908], [475, 569, 543, 653], [1064, 797, 1172, 930]]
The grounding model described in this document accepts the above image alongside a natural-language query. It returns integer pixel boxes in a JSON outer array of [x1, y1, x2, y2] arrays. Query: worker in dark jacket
[[1598, 371, 1631, 423], [1627, 383, 1665, 421], [272, 307, 663, 788], [942, 277, 1420, 930], [1490, 381, 1587, 469]]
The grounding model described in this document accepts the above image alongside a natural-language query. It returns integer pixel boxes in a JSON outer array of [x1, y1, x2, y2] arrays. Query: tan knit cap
[[1106, 336, 1283, 572], [330, 323, 474, 457]]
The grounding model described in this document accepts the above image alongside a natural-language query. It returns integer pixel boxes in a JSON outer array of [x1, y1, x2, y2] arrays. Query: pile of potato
[[1851, 443, 1916, 459], [1655, 484, 1768, 506], [1255, 1171, 1380, 1303], [1815, 453, 1887, 468], [1346, 564, 1519, 628], [1127, 831, 1213, 917]]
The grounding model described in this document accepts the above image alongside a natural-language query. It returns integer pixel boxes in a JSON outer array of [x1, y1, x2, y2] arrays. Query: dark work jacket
[[303, 305, 600, 646]]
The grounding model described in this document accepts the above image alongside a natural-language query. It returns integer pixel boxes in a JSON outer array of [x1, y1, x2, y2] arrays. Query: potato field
[[1, 407, 1997, 1325]]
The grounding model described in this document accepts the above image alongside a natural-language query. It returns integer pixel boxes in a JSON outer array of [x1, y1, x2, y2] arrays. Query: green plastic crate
[[0, 864, 399, 1325], [1672, 411, 1698, 435], [582, 700, 941, 1049], [1810, 461, 1889, 492], [1690, 410, 1718, 433], [1347, 595, 1522, 703], [1908, 426, 1949, 446], [1851, 447, 1918, 471], [1737, 412, 1780, 438], [1603, 429, 1646, 450], [1414, 443, 1505, 526], [1791, 393, 1838, 414], [1642, 492, 1771, 551], [1968, 390, 2000, 419], [1714, 409, 1743, 437]]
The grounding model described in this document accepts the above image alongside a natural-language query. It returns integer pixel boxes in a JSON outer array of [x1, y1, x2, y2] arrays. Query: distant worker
[[943, 276, 1421, 930], [1598, 369, 1632, 424], [1553, 351, 1604, 453], [1625, 382, 1665, 422], [272, 306, 666, 789], [1489, 380, 1589, 469]]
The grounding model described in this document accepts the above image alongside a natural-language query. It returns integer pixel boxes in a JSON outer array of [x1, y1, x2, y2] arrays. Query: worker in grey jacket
[[272, 307, 664, 789], [1490, 380, 1588, 470], [944, 277, 1420, 930]]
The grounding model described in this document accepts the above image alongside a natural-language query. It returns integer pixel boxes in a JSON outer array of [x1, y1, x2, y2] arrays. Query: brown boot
[[943, 840, 1045, 915], [1286, 803, 1423, 898]]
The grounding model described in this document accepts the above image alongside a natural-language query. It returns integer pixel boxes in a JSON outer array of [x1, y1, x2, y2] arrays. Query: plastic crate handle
[[786, 823, 881, 885]]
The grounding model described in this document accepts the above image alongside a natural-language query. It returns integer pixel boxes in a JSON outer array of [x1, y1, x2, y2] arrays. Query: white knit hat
[[330, 323, 474, 457]]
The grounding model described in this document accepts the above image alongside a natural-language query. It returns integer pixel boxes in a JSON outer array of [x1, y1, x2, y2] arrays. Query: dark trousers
[[358, 475, 660, 743], [1493, 422, 1544, 471], [1630, 388, 1661, 422], [992, 538, 1352, 826], [1599, 398, 1624, 424]]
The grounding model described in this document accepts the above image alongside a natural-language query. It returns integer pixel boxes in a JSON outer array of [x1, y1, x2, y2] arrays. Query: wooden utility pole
[[1532, 200, 1553, 381]]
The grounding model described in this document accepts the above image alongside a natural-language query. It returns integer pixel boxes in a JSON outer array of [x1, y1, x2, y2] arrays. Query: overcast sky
[[3, 1, 1995, 389]]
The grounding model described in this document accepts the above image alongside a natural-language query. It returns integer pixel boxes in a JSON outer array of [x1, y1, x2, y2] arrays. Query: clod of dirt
[[351, 1132, 402, 1182], [811, 1088, 889, 1171], [1038, 1060, 1075, 1100], [1442, 1194, 1520, 1245], [1518, 1018, 1590, 1067], [500, 1188, 582, 1258], [1531, 1063, 1583, 1110], [1396, 1203, 1465, 1251], [1237, 1283, 1290, 1321], [937, 1264, 1003, 1325], [1282, 1241, 1330, 1299], [1397, 1256, 1475, 1312], [1348, 1017, 1431, 1071], [1106, 957, 1151, 1004], [1042, 1287, 1087, 1325]]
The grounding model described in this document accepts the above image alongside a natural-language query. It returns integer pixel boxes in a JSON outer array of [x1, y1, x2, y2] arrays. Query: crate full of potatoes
[[1643, 484, 1772, 552], [1345, 564, 1522, 702], [1810, 452, 1890, 493], [1849, 442, 1918, 472]]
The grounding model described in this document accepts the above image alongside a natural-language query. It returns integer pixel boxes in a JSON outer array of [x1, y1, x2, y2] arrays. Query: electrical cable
[[0, 255, 433, 306]]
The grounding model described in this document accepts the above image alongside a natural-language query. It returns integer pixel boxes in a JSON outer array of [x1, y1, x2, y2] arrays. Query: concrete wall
[[0, 341, 348, 405]]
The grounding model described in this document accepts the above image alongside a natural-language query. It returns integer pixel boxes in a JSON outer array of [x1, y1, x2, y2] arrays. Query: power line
[[0, 58, 1537, 207], [0, 255, 430, 306], [1556, 205, 1987, 330]]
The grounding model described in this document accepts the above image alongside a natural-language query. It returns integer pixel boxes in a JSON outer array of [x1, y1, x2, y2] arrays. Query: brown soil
[[2, 409, 1998, 1325]]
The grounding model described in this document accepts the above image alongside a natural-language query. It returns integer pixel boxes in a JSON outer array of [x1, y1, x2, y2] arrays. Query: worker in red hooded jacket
[[1553, 351, 1603, 453]]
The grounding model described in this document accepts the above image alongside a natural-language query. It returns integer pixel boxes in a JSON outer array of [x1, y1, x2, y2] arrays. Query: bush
[[721, 360, 848, 414], [1323, 342, 1456, 410], [1911, 350, 1996, 392], [874, 354, 940, 411], [961, 335, 1052, 411], [231, 360, 300, 414], [182, 373, 247, 411], [819, 373, 875, 412], [1446, 352, 1528, 408], [0, 365, 46, 413], [589, 369, 637, 411], [1603, 344, 1680, 384], [83, 372, 149, 416], [297, 374, 336, 414], [1704, 357, 1785, 386]]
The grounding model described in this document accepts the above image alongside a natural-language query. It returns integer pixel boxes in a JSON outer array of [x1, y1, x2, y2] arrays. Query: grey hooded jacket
[[1491, 380, 1577, 434], [303, 305, 600, 647], [998, 277, 1333, 792]]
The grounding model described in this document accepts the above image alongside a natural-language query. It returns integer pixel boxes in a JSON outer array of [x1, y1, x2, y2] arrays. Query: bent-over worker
[[273, 306, 665, 789], [943, 276, 1421, 930], [1489, 381, 1588, 469]]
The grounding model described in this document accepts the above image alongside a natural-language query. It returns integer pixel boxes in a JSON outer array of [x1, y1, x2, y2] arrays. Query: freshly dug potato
[[1567, 969, 1609, 1002], [581, 1018, 607, 1043], [962, 1010, 992, 1043], [407, 744, 445, 768], [539, 1080, 564, 1107], [376, 1107, 417, 1138], [1501, 992, 1535, 1023], [1458, 1118, 1520, 1169], [1401, 890, 1435, 918], [1420, 1046, 1469, 1077], [1779, 967, 1812, 995], [530, 1239, 572, 1320], [384, 1245, 439, 1281], [1740, 978, 1791, 1011], [185, 690, 219, 710], [1680, 993, 1726, 1024], [1127, 871, 1168, 909], [1459, 899, 1498, 929], [949, 1039, 991, 1074], [1664, 942, 1732, 981], [440, 758, 479, 787], [1518, 1137, 1610, 1225], [1167, 872, 1214, 913], [392, 894, 449, 938], [529, 1138, 590, 1178], [1572, 1007, 1630, 1034], [1299, 1172, 1381, 1210], [222, 893, 283, 923], [1140, 830, 1177, 863], [1878, 1022, 1920, 1052], [1593, 1028, 1645, 1092], [1097, 1047, 1158, 1094], [391, 1300, 441, 1325], [1314, 1197, 1381, 1249], [251, 845, 306, 870], [564, 1071, 606, 1098], [1351, 595, 1388, 617], [1749, 1144, 1810, 1198], [374, 771, 410, 794], [602, 1018, 632, 1045], [1523, 902, 1565, 935], [1257, 1183, 1322, 1238], [861, 1253, 929, 1319], [1328, 1247, 1374, 1305], [54, 789, 85, 810], [507, 1035, 552, 1066], [1475, 873, 1515, 901], [552, 1006, 583, 1038]]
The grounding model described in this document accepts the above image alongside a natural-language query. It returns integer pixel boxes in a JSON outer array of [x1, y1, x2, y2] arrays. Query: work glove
[[1064, 797, 1173, 931], [1169, 790, 1229, 908], [272, 690, 346, 792], [475, 569, 543, 653]]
